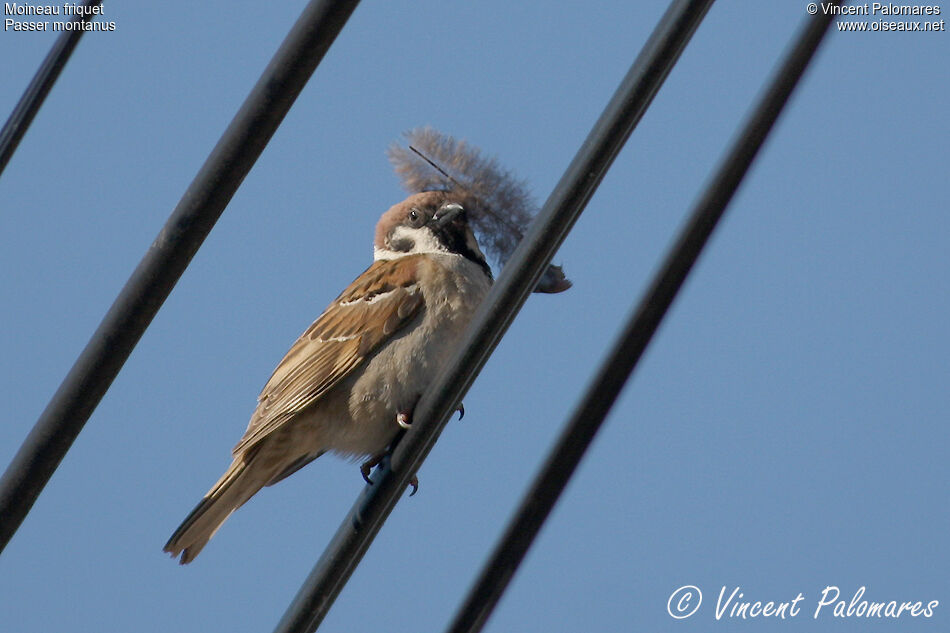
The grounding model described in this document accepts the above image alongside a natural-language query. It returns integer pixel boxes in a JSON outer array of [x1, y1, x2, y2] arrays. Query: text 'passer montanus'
[[164, 191, 492, 563]]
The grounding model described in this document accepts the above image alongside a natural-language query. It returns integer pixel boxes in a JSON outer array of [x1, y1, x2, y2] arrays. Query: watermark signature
[[805, 2, 946, 31], [667, 585, 939, 620]]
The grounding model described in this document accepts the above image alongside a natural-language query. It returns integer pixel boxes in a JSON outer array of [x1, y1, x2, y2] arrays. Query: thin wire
[[0, 0, 361, 555], [0, 0, 102, 179], [445, 5, 844, 632], [272, 2, 714, 631]]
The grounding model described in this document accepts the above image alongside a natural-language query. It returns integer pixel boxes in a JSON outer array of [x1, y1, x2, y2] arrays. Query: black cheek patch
[[389, 236, 415, 252]]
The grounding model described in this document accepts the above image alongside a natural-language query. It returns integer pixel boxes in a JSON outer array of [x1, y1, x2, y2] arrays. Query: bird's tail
[[163, 458, 261, 564]]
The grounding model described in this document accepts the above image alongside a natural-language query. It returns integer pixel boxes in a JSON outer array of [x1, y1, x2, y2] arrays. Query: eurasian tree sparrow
[[164, 190, 492, 564]]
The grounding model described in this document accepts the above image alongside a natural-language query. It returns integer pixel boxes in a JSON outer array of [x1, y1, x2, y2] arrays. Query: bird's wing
[[232, 256, 425, 456]]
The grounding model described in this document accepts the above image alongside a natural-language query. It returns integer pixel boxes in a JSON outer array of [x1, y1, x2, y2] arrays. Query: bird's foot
[[360, 453, 384, 485], [456, 402, 465, 420], [359, 453, 419, 496]]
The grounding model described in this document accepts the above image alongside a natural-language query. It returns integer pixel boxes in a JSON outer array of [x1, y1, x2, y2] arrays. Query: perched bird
[[164, 191, 493, 564]]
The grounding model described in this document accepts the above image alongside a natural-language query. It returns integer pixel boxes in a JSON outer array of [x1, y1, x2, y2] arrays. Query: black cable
[[444, 5, 844, 633], [0, 0, 360, 555], [271, 2, 714, 631], [0, 0, 102, 179]]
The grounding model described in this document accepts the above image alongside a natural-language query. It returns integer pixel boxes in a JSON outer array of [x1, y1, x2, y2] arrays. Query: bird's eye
[[407, 208, 423, 227]]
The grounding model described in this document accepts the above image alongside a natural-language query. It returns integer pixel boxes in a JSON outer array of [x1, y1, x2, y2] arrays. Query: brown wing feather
[[232, 257, 424, 456]]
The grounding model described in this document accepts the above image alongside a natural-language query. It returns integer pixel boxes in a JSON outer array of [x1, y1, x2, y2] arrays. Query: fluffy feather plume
[[388, 127, 571, 293]]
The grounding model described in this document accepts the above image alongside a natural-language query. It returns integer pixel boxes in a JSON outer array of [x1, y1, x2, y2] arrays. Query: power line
[[444, 5, 844, 632], [0, 0, 361, 555], [271, 2, 715, 631], [0, 0, 102, 179]]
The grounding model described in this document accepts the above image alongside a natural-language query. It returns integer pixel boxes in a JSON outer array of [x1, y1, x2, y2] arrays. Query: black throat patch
[[434, 222, 493, 280]]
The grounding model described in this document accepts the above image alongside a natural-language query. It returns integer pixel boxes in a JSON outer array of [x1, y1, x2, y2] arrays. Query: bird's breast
[[339, 255, 491, 452]]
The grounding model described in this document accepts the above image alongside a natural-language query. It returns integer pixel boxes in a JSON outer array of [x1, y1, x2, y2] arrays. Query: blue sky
[[1, 2, 947, 631]]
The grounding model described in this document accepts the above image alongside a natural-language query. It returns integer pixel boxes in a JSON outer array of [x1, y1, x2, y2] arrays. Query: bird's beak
[[433, 203, 464, 227]]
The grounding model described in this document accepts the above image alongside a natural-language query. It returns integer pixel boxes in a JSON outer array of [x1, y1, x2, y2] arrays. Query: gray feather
[[388, 127, 571, 293]]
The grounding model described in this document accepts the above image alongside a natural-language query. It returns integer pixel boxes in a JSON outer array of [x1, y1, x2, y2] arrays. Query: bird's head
[[374, 191, 492, 278]]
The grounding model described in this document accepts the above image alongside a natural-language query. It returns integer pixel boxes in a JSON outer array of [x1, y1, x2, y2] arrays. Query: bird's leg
[[388, 395, 463, 495], [360, 453, 384, 485]]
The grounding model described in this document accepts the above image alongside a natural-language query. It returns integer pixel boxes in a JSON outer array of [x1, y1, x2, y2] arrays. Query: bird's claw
[[360, 454, 384, 485], [361, 455, 418, 496], [396, 401, 463, 428]]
